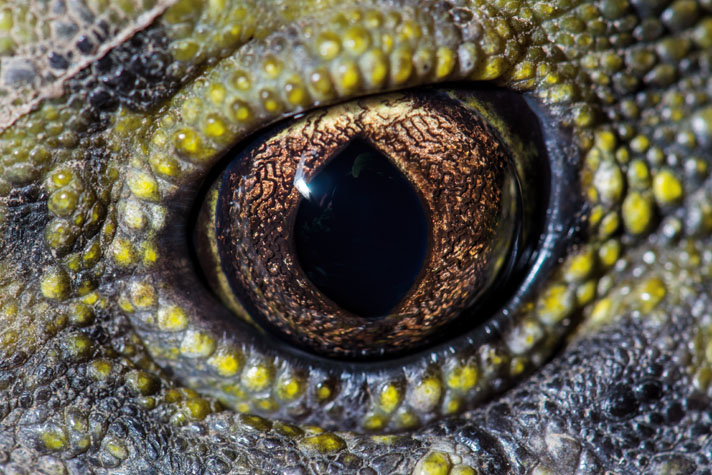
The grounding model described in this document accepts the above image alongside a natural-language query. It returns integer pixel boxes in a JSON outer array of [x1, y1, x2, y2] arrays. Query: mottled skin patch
[[0, 0, 176, 130], [0, 0, 711, 474]]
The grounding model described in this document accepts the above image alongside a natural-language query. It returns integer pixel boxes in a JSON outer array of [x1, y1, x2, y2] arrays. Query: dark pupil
[[293, 139, 429, 318]]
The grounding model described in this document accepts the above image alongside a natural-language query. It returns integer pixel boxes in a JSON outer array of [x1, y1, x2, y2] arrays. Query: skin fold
[[1, 0, 712, 473]]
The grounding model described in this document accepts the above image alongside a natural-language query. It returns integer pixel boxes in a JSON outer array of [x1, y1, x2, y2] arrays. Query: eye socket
[[194, 88, 543, 359]]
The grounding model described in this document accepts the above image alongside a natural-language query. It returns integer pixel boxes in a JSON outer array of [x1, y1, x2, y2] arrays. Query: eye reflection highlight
[[294, 153, 312, 200]]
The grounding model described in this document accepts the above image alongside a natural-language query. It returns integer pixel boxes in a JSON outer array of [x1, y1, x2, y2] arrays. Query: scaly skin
[[1, 0, 712, 473]]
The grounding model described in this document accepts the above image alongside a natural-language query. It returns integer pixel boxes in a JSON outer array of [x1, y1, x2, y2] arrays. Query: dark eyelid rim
[[172, 83, 586, 371]]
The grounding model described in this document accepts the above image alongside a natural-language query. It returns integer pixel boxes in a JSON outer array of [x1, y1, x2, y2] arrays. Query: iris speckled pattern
[[205, 92, 525, 358], [0, 0, 712, 473]]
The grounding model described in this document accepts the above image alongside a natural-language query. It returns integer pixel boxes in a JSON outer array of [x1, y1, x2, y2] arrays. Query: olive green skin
[[1, 0, 712, 473]]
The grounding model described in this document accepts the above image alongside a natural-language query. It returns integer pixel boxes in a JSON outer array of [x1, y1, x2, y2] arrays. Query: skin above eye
[[1, 1, 712, 474]]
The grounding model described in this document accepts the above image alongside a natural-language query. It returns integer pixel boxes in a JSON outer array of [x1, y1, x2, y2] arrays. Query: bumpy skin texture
[[1, 0, 712, 474]]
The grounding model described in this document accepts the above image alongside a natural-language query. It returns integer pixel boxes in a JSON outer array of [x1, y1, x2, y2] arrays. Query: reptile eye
[[195, 89, 542, 359]]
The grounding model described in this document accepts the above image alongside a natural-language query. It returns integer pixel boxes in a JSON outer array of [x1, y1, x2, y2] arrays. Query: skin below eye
[[0, 0, 711, 474]]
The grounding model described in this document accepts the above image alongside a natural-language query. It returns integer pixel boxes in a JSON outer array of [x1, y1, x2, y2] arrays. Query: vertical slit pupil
[[293, 138, 429, 318]]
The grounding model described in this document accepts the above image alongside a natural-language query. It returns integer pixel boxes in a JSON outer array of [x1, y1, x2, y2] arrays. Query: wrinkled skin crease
[[1, 0, 712, 474]]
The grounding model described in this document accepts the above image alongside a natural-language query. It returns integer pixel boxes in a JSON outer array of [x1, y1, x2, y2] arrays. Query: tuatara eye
[[195, 88, 543, 359]]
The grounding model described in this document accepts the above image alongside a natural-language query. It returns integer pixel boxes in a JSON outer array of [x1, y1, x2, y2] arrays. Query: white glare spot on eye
[[294, 153, 311, 200], [295, 177, 311, 199]]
